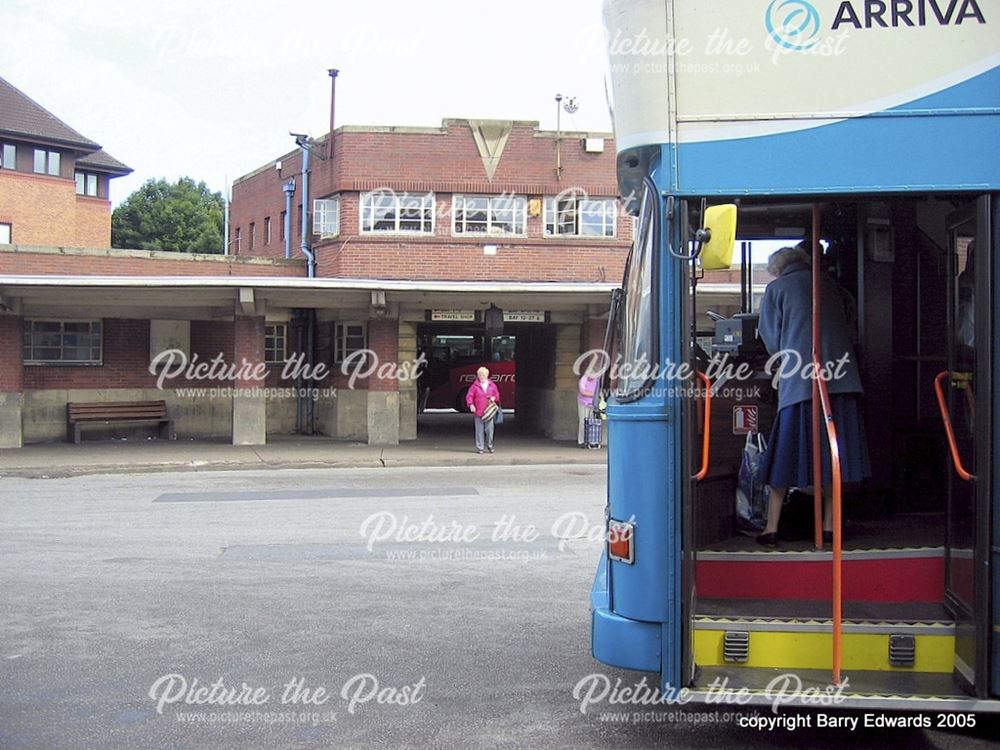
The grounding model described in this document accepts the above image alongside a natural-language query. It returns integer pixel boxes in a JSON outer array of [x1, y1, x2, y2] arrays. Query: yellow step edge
[[693, 629, 954, 673]]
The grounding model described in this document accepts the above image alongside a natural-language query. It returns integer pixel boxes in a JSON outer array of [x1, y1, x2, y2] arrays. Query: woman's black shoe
[[756, 532, 778, 548]]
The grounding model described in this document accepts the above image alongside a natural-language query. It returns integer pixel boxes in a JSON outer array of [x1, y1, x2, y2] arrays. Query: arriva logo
[[765, 0, 822, 50]]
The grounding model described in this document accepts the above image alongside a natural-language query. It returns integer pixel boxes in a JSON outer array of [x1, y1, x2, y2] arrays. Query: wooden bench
[[67, 400, 176, 444]]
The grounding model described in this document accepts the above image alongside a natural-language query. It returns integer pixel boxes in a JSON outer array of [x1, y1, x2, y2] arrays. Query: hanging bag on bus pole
[[735, 432, 769, 535]]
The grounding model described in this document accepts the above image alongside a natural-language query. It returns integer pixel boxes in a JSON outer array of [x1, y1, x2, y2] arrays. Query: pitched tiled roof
[[76, 149, 133, 175], [0, 76, 100, 150]]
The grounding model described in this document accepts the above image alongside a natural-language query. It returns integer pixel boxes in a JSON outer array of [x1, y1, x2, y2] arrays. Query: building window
[[265, 323, 287, 364], [544, 195, 617, 237], [264, 216, 271, 245], [361, 191, 434, 234], [313, 197, 341, 237], [249, 222, 256, 250], [0, 223, 10, 244], [452, 194, 526, 236], [334, 322, 367, 363], [75, 171, 99, 197], [33, 149, 60, 176], [1, 144, 15, 170], [279, 211, 286, 241], [23, 320, 103, 365], [234, 227, 241, 254]]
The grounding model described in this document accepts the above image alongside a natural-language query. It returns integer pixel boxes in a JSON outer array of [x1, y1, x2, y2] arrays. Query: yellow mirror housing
[[700, 204, 738, 270]]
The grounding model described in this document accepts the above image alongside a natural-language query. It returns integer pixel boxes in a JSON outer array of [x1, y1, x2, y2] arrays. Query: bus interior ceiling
[[696, 194, 981, 552]]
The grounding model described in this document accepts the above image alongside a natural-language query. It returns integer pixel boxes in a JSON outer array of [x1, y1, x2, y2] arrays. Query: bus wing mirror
[[698, 204, 738, 270]]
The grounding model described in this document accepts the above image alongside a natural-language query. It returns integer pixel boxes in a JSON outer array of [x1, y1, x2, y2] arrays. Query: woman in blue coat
[[755, 245, 870, 547]]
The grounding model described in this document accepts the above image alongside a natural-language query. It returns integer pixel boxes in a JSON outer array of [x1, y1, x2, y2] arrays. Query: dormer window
[[0, 144, 15, 170], [33, 149, 60, 176], [75, 171, 99, 197]]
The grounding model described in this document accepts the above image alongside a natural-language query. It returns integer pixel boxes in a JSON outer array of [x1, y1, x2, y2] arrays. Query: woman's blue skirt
[[760, 394, 871, 488]]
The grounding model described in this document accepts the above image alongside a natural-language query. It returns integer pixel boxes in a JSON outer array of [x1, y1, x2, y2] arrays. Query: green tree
[[112, 177, 224, 253]]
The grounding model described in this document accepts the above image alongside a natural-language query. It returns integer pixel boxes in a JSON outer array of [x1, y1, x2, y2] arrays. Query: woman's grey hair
[[767, 246, 811, 277]]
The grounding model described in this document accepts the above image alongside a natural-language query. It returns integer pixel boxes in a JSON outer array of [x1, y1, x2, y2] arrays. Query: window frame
[[23, 319, 103, 366], [543, 195, 618, 238], [33, 148, 60, 176], [75, 170, 99, 197], [1, 143, 15, 170], [313, 196, 341, 237], [451, 194, 527, 237], [264, 216, 271, 245], [0, 222, 11, 244], [264, 323, 288, 365], [360, 191, 435, 235], [614, 176, 659, 402], [333, 322, 368, 364]]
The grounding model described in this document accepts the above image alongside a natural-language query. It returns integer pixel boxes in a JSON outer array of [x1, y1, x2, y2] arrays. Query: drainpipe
[[283, 178, 295, 260], [328, 69, 339, 160], [298, 140, 316, 278]]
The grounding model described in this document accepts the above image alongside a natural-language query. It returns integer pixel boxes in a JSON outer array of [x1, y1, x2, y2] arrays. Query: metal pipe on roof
[[328, 69, 339, 161], [283, 179, 295, 260], [297, 140, 316, 278]]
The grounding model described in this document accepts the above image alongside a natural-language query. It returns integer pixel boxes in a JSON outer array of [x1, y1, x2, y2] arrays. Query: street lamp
[[555, 94, 580, 180]]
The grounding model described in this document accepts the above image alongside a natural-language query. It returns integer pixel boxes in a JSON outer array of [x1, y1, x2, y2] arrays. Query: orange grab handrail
[[934, 370, 976, 482], [815, 370, 843, 686], [693, 371, 712, 481], [810, 204, 843, 687]]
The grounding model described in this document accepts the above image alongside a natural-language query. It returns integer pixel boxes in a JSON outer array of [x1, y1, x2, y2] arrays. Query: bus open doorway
[[687, 194, 996, 702]]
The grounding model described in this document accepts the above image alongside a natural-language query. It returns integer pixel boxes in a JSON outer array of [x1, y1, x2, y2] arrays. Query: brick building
[[0, 79, 750, 450], [0, 76, 132, 247]]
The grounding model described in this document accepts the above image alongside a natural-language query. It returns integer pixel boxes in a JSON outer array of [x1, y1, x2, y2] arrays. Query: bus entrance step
[[693, 609, 954, 673], [695, 546, 944, 603], [688, 667, 994, 711]]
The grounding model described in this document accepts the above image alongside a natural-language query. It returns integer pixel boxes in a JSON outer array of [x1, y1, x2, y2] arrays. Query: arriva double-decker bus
[[592, 0, 1000, 711]]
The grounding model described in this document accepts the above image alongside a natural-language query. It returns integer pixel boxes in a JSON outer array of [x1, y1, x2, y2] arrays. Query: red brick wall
[[230, 121, 631, 282], [23, 319, 242, 391], [0, 246, 306, 277], [0, 171, 111, 248], [366, 318, 399, 392], [233, 316, 265, 387], [0, 316, 24, 392]]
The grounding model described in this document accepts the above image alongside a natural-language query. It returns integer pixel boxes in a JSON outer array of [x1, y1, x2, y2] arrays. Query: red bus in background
[[418, 334, 516, 412]]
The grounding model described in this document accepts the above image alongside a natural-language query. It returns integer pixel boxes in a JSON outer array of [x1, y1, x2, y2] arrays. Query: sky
[[0, 0, 614, 207]]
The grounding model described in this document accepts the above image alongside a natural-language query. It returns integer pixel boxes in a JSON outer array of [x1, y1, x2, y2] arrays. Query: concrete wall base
[[399, 388, 417, 441], [23, 389, 235, 443], [232, 389, 266, 445], [315, 389, 368, 441], [518, 386, 577, 440], [368, 390, 400, 445], [0, 392, 23, 448]]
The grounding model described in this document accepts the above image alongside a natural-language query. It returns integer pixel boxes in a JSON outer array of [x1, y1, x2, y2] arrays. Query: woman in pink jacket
[[466, 366, 501, 454]]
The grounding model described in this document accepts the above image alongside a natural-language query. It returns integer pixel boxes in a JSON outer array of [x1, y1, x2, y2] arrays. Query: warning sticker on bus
[[733, 405, 758, 435]]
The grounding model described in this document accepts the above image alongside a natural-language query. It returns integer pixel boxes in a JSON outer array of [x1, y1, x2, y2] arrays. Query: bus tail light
[[608, 520, 634, 564]]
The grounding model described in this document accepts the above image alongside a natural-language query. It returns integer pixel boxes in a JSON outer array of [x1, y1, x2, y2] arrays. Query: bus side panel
[[606, 409, 676, 625], [590, 411, 674, 674], [672, 67, 1000, 195]]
